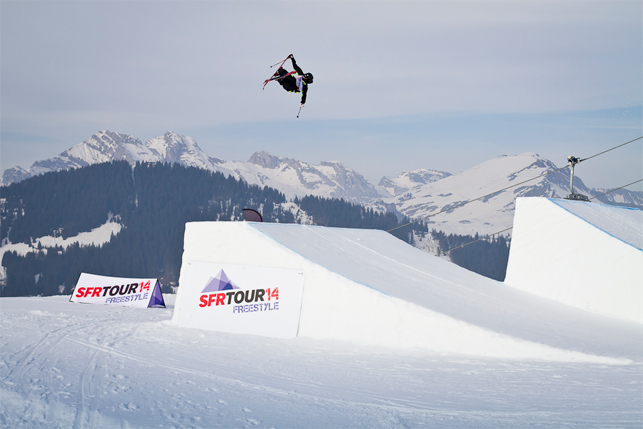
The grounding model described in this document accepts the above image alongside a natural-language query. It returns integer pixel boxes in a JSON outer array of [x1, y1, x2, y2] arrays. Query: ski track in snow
[[1, 296, 641, 428]]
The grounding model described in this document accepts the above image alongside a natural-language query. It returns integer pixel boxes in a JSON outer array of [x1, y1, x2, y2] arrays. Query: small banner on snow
[[70, 273, 166, 308]]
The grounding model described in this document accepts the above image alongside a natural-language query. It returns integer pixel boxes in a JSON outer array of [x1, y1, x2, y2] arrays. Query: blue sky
[[1, 1, 641, 190]]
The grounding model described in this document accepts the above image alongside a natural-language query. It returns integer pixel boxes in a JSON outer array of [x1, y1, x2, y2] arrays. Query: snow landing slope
[[175, 221, 642, 364], [505, 198, 643, 324], [3, 296, 642, 428]]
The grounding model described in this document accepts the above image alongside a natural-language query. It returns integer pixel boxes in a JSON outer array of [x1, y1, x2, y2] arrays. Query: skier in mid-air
[[266, 55, 314, 106]]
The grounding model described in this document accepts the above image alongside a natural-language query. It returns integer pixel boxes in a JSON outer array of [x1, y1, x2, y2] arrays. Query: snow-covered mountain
[[2, 131, 224, 181], [383, 153, 575, 235], [2, 130, 379, 202], [379, 152, 643, 236], [2, 131, 152, 184], [33, 131, 155, 173], [378, 169, 452, 198], [3, 130, 642, 237], [217, 151, 381, 201], [145, 132, 225, 169]]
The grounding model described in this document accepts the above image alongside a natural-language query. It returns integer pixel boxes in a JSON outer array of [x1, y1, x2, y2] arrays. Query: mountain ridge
[[3, 130, 641, 236]]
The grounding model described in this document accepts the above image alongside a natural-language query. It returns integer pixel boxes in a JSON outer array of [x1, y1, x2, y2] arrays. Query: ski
[[263, 70, 296, 90], [263, 55, 295, 89]]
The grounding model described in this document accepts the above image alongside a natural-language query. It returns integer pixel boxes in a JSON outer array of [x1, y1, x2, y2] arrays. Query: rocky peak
[[248, 151, 288, 169]]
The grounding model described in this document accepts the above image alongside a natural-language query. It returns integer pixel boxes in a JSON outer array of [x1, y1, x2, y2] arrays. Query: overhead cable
[[580, 136, 642, 163], [446, 227, 513, 254], [589, 179, 643, 201]]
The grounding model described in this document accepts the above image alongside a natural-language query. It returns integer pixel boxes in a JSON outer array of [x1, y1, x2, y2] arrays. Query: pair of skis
[[262, 55, 294, 89], [263, 55, 304, 118], [262, 70, 296, 90]]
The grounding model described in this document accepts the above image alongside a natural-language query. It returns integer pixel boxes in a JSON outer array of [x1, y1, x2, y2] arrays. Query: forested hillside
[[0, 162, 432, 297], [295, 195, 427, 243], [431, 230, 511, 281], [1, 161, 134, 243]]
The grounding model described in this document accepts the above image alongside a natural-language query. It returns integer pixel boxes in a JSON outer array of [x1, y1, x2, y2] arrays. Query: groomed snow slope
[[504, 197, 642, 324], [174, 221, 641, 363], [3, 296, 641, 428]]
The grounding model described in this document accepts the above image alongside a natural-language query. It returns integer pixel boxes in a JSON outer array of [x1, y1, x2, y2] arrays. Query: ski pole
[[297, 103, 303, 118], [270, 55, 292, 68]]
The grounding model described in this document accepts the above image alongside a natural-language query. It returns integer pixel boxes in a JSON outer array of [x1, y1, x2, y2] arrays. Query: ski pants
[[276, 68, 298, 92]]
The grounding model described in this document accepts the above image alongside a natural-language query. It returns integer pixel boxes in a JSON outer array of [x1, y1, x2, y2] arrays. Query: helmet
[[303, 73, 314, 84]]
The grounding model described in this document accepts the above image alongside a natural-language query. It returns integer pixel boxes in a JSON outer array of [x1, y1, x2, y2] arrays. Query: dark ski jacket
[[278, 58, 309, 104]]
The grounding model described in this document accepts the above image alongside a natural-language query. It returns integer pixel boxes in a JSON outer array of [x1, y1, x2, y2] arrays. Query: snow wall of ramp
[[504, 198, 642, 324], [173, 221, 641, 363]]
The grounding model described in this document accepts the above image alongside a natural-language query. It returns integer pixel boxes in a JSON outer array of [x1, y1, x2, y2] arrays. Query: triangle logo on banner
[[201, 270, 240, 293], [147, 281, 166, 308]]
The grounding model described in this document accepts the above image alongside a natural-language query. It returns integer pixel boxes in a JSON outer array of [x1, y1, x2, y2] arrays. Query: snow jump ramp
[[505, 197, 642, 325], [172, 220, 641, 363]]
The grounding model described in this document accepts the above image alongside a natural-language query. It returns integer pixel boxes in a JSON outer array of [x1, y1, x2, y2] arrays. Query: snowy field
[[1, 295, 641, 429], [2, 197, 641, 428]]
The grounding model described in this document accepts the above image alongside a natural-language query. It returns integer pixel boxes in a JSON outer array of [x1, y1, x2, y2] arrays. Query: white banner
[[174, 261, 304, 338], [70, 273, 166, 308]]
